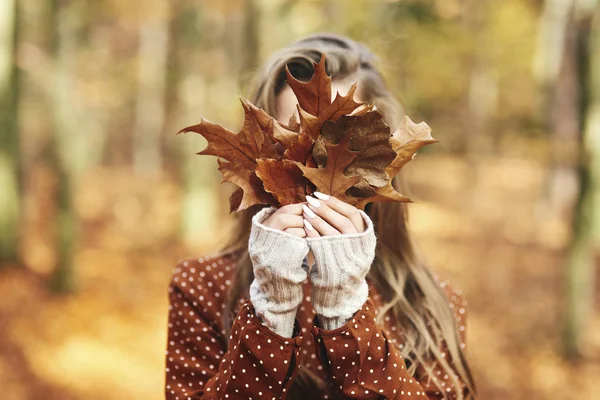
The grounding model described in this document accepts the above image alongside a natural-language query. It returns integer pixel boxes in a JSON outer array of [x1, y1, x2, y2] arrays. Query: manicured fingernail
[[306, 195, 320, 207], [313, 192, 329, 200], [302, 204, 316, 218], [303, 218, 314, 231]]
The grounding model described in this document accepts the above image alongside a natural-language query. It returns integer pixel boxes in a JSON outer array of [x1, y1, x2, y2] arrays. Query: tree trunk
[[47, 0, 81, 293], [0, 0, 20, 265], [132, 2, 170, 176], [563, 0, 600, 359]]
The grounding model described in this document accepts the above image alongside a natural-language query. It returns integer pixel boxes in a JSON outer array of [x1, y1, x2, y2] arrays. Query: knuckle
[[342, 220, 355, 232]]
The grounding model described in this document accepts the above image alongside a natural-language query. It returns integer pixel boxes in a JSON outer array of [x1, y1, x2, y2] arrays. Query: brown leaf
[[284, 132, 316, 166], [286, 55, 361, 139], [286, 111, 301, 132], [179, 98, 282, 169], [179, 53, 434, 212], [242, 98, 299, 153], [255, 159, 312, 205], [386, 116, 437, 179], [218, 159, 276, 212], [295, 133, 362, 200], [229, 188, 244, 213], [314, 110, 396, 189], [352, 181, 412, 209], [285, 55, 332, 117]]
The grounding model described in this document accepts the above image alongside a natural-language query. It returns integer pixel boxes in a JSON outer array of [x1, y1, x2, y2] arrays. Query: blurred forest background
[[1, 0, 599, 399]]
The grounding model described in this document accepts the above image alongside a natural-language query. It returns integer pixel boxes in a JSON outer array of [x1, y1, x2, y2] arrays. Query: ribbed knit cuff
[[248, 207, 310, 338], [307, 210, 376, 330]]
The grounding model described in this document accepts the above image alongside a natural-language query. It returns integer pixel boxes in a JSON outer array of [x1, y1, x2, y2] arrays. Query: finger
[[270, 214, 304, 231], [303, 204, 341, 236], [306, 196, 357, 234], [313, 192, 365, 232], [276, 203, 305, 216], [284, 227, 307, 238], [303, 218, 321, 238]]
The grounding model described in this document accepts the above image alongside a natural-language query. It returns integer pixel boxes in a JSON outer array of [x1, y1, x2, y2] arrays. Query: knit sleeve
[[165, 261, 304, 399], [310, 297, 429, 399]]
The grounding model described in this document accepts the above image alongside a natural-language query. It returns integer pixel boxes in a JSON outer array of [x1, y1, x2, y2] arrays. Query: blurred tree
[[0, 0, 20, 265], [47, 0, 82, 293], [238, 0, 260, 88], [535, 0, 581, 214], [563, 0, 600, 359], [132, 1, 170, 176]]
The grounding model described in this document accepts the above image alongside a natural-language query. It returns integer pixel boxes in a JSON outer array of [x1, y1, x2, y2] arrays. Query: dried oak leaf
[[255, 159, 312, 205], [313, 110, 396, 196], [387, 116, 438, 178], [350, 116, 437, 209], [293, 133, 362, 202], [284, 132, 317, 167]]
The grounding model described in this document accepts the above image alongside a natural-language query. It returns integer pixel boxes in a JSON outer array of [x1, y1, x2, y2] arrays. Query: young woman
[[165, 33, 476, 399]]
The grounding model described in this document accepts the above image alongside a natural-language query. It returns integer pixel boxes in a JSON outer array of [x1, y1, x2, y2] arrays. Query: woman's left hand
[[301, 192, 366, 237]]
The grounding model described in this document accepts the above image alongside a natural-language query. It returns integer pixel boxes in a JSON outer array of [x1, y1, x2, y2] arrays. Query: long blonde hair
[[221, 33, 476, 399]]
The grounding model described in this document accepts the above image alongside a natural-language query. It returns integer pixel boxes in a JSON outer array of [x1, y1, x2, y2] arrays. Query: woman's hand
[[248, 206, 310, 338], [262, 203, 307, 238], [301, 194, 377, 330], [301, 192, 366, 237]]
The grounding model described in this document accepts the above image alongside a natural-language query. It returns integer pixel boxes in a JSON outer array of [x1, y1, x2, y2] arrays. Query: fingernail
[[306, 195, 321, 207], [302, 204, 316, 218], [303, 218, 314, 231], [313, 192, 329, 200]]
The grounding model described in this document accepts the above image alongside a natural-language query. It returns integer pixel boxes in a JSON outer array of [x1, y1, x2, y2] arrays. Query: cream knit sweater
[[248, 206, 376, 337]]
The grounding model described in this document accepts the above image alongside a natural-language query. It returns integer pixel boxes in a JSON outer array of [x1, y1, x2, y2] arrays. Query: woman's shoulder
[[436, 277, 467, 310], [435, 276, 468, 342]]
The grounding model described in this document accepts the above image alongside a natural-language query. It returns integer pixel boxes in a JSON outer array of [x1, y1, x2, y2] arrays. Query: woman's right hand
[[262, 203, 307, 238]]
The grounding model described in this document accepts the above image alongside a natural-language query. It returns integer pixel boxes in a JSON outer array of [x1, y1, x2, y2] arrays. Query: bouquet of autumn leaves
[[179, 55, 437, 213]]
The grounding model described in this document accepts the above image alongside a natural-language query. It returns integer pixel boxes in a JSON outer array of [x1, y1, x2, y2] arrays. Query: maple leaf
[[218, 159, 276, 212], [179, 98, 284, 212], [352, 180, 412, 209], [255, 159, 312, 205], [284, 132, 316, 167], [179, 98, 281, 167], [294, 133, 362, 201], [243, 99, 299, 150], [178, 53, 436, 213], [285, 55, 362, 139]]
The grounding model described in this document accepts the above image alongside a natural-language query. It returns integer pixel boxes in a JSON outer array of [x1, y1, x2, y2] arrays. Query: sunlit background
[[1, 0, 599, 399]]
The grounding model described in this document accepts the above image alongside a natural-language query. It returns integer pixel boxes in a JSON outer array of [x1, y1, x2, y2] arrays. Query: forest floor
[[0, 155, 599, 400]]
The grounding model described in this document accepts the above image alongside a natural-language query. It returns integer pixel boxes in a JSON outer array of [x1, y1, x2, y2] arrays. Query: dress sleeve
[[310, 297, 429, 399], [165, 263, 304, 400], [414, 281, 470, 399]]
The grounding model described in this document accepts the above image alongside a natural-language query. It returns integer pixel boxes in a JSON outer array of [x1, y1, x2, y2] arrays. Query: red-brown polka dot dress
[[165, 252, 469, 399]]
